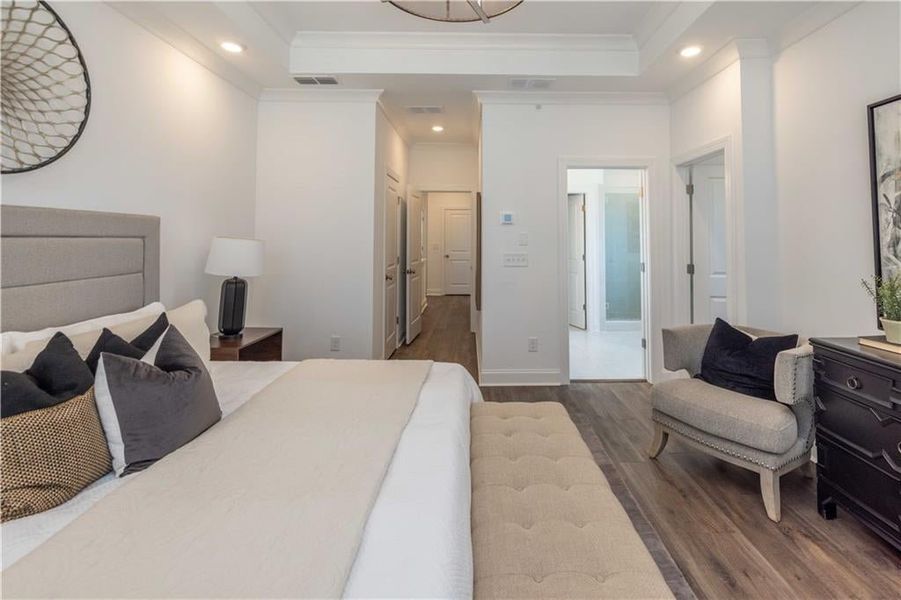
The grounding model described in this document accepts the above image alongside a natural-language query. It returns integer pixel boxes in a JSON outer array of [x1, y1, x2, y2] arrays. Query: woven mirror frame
[[1, 0, 91, 174]]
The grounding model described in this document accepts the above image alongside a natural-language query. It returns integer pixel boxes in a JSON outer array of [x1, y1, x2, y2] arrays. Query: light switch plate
[[503, 252, 528, 267]]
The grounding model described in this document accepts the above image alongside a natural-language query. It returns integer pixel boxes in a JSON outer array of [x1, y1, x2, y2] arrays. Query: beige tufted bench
[[471, 402, 673, 599]]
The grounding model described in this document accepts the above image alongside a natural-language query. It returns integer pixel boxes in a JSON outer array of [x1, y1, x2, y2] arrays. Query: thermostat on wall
[[500, 211, 515, 225]]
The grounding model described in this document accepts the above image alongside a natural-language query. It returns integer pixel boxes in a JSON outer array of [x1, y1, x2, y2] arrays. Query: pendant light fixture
[[385, 0, 523, 24]]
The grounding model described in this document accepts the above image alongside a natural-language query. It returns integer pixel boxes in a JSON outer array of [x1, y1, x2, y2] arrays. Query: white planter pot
[[881, 318, 901, 344]]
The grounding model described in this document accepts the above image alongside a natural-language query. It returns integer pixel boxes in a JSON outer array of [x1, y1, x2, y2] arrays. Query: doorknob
[[385, 274, 393, 281], [444, 254, 450, 258], [405, 268, 416, 275]]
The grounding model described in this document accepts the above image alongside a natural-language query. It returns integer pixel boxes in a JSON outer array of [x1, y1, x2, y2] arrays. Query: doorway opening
[[682, 152, 727, 323], [425, 192, 473, 298], [567, 167, 646, 381]]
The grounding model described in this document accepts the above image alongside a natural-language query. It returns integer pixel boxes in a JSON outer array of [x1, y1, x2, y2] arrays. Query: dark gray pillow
[[94, 326, 221, 476]]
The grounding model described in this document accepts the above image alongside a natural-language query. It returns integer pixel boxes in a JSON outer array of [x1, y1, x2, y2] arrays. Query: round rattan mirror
[[1, 0, 91, 174]]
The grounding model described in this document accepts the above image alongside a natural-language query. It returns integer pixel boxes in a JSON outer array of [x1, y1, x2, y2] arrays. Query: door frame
[[558, 158, 653, 384], [672, 136, 739, 325], [383, 167, 403, 359], [567, 193, 587, 330]]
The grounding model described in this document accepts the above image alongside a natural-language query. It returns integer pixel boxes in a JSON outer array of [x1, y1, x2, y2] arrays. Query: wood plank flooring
[[393, 296, 901, 600]]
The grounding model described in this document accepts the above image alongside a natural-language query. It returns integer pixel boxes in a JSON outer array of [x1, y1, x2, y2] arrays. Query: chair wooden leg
[[648, 423, 669, 459], [801, 460, 816, 479], [760, 469, 782, 522]]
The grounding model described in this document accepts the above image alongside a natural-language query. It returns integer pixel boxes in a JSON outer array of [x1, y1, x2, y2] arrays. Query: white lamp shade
[[205, 237, 264, 277]]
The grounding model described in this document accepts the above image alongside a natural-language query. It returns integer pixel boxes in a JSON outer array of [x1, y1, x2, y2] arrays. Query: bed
[[0, 205, 481, 598]]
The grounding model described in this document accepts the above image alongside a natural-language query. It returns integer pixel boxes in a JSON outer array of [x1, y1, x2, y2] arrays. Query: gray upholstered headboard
[[1, 205, 160, 332]]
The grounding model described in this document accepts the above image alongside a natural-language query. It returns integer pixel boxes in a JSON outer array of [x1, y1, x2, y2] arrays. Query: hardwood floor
[[394, 296, 901, 600]]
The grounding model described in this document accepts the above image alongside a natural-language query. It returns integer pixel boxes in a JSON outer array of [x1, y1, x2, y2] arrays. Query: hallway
[[391, 295, 477, 378]]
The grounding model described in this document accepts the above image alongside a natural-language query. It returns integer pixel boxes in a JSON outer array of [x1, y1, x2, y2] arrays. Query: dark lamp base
[[218, 276, 247, 337]]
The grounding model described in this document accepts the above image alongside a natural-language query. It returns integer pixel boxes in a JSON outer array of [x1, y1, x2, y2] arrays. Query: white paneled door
[[567, 193, 587, 329], [692, 164, 728, 323], [405, 192, 424, 343], [444, 208, 472, 295], [384, 175, 401, 358]]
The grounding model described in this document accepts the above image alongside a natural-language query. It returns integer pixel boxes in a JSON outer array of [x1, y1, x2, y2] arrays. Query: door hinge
[[396, 316, 399, 324], [640, 262, 646, 273], [685, 183, 694, 195], [582, 303, 586, 310], [582, 253, 586, 261], [641, 338, 647, 349], [687, 263, 695, 275], [581, 203, 586, 213]]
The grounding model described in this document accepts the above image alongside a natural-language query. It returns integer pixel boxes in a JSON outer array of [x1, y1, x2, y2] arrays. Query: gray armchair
[[649, 324, 815, 522]]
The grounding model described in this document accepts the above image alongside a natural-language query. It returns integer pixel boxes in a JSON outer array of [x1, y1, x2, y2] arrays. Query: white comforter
[[1, 360, 481, 599]]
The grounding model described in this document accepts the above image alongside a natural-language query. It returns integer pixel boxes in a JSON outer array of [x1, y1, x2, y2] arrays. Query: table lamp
[[205, 237, 264, 337]]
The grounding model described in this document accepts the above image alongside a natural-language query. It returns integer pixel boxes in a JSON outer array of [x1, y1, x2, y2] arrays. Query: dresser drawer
[[816, 388, 901, 473], [817, 438, 901, 540], [813, 349, 901, 413]]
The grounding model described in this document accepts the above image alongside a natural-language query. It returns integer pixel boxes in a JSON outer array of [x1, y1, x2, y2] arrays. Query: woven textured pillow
[[1, 388, 112, 522]]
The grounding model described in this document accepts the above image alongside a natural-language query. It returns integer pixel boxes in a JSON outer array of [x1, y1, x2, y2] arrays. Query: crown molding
[[109, 2, 262, 99], [474, 91, 669, 106], [666, 40, 741, 101], [259, 88, 384, 103]]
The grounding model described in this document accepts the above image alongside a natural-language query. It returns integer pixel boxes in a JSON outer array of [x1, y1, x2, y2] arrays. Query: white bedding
[[1, 360, 481, 599]]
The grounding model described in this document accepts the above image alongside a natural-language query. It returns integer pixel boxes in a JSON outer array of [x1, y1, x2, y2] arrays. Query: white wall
[[426, 191, 473, 294], [254, 95, 378, 360], [1, 2, 258, 325], [409, 143, 478, 191], [480, 101, 671, 385], [374, 106, 409, 356], [774, 2, 901, 338]]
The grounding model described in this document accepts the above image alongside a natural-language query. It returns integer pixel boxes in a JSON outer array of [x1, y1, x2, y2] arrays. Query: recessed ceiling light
[[680, 45, 702, 58], [220, 41, 244, 54], [432, 125, 444, 133]]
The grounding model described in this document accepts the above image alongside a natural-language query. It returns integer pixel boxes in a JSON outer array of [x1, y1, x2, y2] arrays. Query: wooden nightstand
[[210, 327, 283, 362]]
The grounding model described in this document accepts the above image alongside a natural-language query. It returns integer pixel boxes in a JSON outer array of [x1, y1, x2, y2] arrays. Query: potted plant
[[862, 275, 901, 343]]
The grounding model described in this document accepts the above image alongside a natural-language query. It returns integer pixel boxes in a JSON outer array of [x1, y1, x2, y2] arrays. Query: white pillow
[[1, 302, 165, 354], [165, 300, 211, 363], [0, 300, 210, 372]]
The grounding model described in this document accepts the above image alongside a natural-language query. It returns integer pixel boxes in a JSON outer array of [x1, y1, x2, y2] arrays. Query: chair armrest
[[774, 344, 814, 406], [661, 324, 713, 376]]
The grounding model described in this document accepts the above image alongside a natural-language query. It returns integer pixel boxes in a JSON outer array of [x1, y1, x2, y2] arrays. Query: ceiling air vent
[[294, 75, 339, 86], [406, 105, 444, 115], [509, 77, 556, 90]]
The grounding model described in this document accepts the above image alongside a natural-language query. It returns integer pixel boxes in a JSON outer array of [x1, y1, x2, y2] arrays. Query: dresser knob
[[846, 376, 861, 390]]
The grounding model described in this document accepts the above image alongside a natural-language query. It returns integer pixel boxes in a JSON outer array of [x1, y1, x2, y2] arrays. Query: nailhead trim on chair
[[652, 405, 813, 472]]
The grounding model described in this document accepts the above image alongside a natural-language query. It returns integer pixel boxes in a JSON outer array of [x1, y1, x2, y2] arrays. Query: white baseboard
[[479, 368, 562, 386]]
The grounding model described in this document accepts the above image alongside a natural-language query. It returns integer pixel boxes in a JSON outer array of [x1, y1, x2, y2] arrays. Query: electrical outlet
[[330, 336, 341, 352], [528, 337, 538, 352]]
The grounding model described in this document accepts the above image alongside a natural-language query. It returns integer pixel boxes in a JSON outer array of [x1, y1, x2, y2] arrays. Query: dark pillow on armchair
[[94, 325, 221, 476], [697, 318, 798, 401]]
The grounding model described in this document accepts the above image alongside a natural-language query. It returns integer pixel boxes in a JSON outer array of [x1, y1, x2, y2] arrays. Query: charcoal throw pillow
[[697, 318, 798, 401], [94, 326, 221, 476], [85, 313, 169, 374], [1, 332, 94, 417]]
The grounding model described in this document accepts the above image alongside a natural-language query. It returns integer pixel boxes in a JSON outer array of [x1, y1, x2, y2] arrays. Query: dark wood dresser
[[810, 337, 901, 550]]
